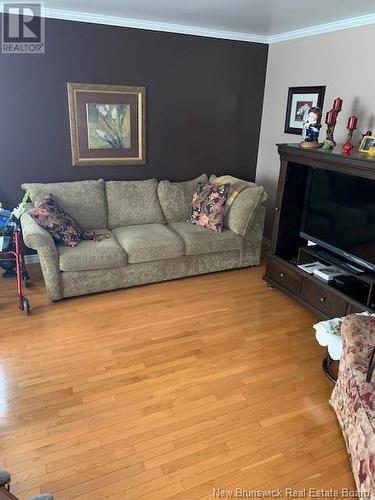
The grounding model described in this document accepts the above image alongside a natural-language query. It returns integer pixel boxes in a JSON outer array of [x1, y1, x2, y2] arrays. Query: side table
[[314, 312, 375, 383], [314, 317, 343, 383], [0, 487, 18, 499]]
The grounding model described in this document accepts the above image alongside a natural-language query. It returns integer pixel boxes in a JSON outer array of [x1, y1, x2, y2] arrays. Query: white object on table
[[314, 312, 375, 361], [314, 317, 343, 360]]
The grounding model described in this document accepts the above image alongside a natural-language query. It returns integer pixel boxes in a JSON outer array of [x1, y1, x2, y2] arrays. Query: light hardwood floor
[[0, 263, 354, 499]]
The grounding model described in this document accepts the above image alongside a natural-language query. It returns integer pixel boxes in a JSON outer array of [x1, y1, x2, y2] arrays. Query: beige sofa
[[20, 175, 267, 301]]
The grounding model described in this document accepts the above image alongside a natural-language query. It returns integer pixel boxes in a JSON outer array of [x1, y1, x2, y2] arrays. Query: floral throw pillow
[[29, 195, 83, 247], [189, 182, 230, 232]]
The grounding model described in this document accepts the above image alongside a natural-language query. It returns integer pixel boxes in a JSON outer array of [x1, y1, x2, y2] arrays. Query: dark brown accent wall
[[0, 16, 268, 208]]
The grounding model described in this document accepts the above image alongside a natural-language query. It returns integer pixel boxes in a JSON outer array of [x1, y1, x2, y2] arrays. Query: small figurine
[[321, 140, 335, 150], [300, 107, 322, 148]]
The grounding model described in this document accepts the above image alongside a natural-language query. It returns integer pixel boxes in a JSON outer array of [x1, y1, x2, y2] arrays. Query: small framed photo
[[67, 83, 146, 166], [284, 86, 326, 135], [358, 136, 375, 153]]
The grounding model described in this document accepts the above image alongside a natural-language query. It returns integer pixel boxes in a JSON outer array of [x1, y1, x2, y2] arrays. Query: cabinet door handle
[[275, 207, 279, 212], [280, 273, 284, 278], [320, 296, 326, 303]]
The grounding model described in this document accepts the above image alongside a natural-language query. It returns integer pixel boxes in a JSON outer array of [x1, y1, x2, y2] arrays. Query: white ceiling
[[41, 0, 375, 42]]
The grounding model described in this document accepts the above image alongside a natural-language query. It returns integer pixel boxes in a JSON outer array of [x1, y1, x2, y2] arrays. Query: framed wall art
[[284, 86, 325, 135], [358, 135, 375, 153], [67, 83, 146, 166]]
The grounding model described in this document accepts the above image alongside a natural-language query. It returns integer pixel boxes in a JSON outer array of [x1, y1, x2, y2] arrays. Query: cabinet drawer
[[346, 303, 368, 314], [302, 279, 347, 317], [266, 260, 302, 294]]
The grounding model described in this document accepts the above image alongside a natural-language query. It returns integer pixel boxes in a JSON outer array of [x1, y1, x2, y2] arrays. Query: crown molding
[[269, 13, 375, 43], [44, 8, 269, 44], [1, 6, 374, 45]]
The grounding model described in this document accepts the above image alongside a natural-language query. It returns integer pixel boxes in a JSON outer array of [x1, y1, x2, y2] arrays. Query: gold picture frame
[[67, 83, 146, 166], [358, 135, 375, 154]]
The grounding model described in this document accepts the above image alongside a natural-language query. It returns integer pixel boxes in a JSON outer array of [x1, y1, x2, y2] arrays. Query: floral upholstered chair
[[330, 314, 375, 497]]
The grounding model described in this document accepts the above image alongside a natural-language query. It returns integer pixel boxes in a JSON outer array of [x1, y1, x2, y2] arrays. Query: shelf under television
[[296, 245, 375, 309], [298, 245, 375, 284], [265, 254, 374, 319]]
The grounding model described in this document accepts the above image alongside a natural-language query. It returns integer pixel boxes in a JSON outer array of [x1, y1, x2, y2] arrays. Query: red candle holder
[[333, 97, 343, 112], [324, 100, 343, 147], [342, 115, 358, 155]]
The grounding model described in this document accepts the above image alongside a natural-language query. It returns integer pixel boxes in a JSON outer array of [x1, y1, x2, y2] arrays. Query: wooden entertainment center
[[264, 143, 375, 319]]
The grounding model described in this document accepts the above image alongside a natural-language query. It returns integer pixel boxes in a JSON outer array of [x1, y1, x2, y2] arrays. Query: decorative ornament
[[12, 192, 30, 220], [359, 130, 373, 149], [321, 97, 343, 150], [299, 107, 322, 149]]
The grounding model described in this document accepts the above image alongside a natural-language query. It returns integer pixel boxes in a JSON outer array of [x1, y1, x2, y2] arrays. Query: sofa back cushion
[[21, 179, 107, 230], [106, 179, 164, 229], [158, 174, 208, 223]]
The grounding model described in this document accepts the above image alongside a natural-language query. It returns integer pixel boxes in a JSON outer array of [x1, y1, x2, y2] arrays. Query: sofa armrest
[[225, 186, 267, 237], [21, 212, 56, 253], [341, 315, 375, 372], [341, 315, 375, 346], [20, 212, 62, 301], [244, 203, 266, 241], [238, 204, 266, 267]]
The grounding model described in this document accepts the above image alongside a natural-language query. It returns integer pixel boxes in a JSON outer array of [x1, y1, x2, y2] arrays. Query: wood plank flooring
[[0, 263, 354, 499]]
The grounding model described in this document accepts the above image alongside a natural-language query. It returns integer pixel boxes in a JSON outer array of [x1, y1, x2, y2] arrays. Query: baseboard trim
[[25, 254, 40, 265]]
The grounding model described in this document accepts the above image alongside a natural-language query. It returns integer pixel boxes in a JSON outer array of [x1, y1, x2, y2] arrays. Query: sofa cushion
[[21, 180, 107, 230], [58, 230, 127, 271], [106, 179, 164, 229], [113, 224, 184, 264], [157, 174, 208, 223], [169, 222, 242, 256], [224, 186, 266, 237], [189, 182, 230, 232]]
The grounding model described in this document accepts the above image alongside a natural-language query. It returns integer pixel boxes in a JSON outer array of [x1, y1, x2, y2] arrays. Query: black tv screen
[[300, 168, 375, 271]]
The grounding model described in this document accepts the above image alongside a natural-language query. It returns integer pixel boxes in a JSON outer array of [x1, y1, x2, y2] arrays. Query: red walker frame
[[0, 227, 30, 314]]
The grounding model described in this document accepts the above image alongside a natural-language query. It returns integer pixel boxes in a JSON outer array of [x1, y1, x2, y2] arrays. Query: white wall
[[256, 24, 375, 239]]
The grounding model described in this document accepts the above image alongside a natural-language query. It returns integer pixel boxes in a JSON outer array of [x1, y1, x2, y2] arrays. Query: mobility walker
[[0, 210, 30, 315]]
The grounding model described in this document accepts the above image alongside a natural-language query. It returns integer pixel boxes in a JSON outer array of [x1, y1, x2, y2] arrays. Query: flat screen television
[[300, 167, 375, 271]]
